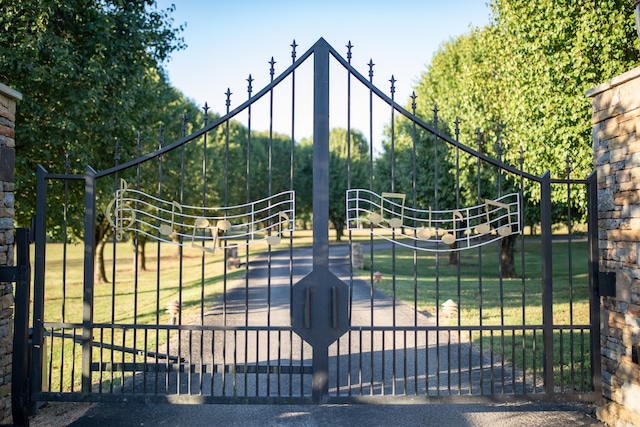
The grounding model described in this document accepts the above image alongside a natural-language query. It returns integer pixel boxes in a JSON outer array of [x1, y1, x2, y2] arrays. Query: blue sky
[[156, 1, 491, 147]]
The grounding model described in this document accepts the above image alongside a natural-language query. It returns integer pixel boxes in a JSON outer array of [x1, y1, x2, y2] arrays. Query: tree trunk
[[332, 218, 344, 242], [500, 235, 516, 278], [132, 235, 148, 271], [449, 241, 458, 265], [138, 239, 147, 271], [95, 215, 112, 284], [96, 236, 109, 283]]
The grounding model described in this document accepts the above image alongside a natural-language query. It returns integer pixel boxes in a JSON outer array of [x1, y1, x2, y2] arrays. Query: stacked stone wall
[[588, 67, 640, 427], [0, 82, 21, 424]]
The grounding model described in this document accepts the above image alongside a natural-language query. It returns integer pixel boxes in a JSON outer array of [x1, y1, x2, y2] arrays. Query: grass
[[37, 228, 354, 392], [38, 229, 323, 392], [34, 229, 593, 394], [358, 235, 593, 392]]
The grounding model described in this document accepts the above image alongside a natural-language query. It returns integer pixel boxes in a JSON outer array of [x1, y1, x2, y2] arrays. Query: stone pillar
[[587, 68, 640, 427], [0, 82, 21, 424]]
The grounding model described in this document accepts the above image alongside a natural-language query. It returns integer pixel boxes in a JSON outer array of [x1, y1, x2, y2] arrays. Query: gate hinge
[[598, 271, 616, 297], [0, 266, 19, 282]]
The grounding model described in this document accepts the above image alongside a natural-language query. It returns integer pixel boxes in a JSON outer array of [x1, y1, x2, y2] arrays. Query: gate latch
[[291, 269, 349, 347]]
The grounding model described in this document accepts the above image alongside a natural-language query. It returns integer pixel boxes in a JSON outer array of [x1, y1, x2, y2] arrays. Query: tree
[[396, 0, 640, 276], [296, 128, 369, 241], [488, 0, 639, 200], [0, 0, 185, 238]]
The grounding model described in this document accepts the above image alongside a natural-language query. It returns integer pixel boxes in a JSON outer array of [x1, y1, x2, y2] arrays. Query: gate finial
[[225, 88, 232, 110], [182, 111, 189, 135], [202, 103, 209, 127], [65, 149, 71, 173], [269, 57, 276, 81], [247, 74, 253, 98], [158, 124, 164, 149], [290, 39, 297, 62]]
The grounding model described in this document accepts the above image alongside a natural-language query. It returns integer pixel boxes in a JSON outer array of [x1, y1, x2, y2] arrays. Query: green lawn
[[357, 236, 593, 391], [34, 230, 593, 393]]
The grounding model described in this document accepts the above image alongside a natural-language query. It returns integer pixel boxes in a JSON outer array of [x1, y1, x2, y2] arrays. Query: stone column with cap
[[0, 82, 21, 424]]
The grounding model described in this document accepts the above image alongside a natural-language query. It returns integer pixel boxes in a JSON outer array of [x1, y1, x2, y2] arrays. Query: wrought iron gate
[[23, 38, 602, 408]]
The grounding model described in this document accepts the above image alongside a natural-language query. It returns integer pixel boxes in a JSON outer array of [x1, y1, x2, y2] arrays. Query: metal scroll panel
[[346, 189, 520, 252], [105, 179, 295, 250]]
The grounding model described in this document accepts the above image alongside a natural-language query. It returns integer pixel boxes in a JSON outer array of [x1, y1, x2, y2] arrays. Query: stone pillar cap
[[0, 82, 22, 101]]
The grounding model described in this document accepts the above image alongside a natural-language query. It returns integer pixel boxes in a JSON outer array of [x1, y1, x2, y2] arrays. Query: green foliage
[[490, 0, 639, 185], [296, 128, 370, 240], [0, 0, 185, 236], [402, 0, 640, 219]]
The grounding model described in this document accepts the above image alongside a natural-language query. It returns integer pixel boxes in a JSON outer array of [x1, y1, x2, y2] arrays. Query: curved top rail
[[96, 39, 317, 178], [96, 37, 544, 182], [322, 42, 543, 182]]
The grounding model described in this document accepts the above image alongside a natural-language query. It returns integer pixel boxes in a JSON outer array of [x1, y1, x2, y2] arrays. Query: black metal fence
[[17, 38, 601, 410]]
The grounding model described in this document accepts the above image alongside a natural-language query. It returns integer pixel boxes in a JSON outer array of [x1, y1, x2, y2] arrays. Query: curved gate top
[[24, 38, 600, 407]]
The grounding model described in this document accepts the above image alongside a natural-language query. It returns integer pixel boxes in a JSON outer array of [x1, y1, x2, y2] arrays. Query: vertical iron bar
[[403, 331, 407, 395], [359, 329, 363, 395], [533, 329, 538, 391], [381, 331, 386, 394], [346, 41, 354, 397], [143, 329, 148, 393], [476, 131, 483, 395], [559, 329, 565, 391], [433, 105, 440, 395], [267, 56, 275, 397], [468, 330, 473, 394], [496, 138, 505, 393], [82, 166, 98, 394], [367, 59, 375, 397], [155, 126, 164, 395], [586, 171, 602, 396], [311, 38, 331, 402], [519, 147, 527, 393], [196, 108, 206, 396], [31, 165, 48, 407], [389, 75, 397, 396], [255, 331, 259, 396], [223, 88, 232, 397], [121, 327, 126, 394], [244, 74, 253, 397], [540, 171, 554, 395], [511, 330, 516, 394], [110, 141, 120, 394], [410, 92, 419, 396], [289, 40, 297, 397], [61, 152, 70, 390], [176, 115, 188, 395], [98, 329, 104, 393], [11, 228, 31, 424], [566, 157, 575, 389], [454, 119, 461, 394], [490, 330, 495, 394], [133, 133, 143, 395]]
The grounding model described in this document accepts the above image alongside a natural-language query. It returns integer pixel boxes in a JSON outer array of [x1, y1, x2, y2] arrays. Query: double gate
[[16, 38, 603, 412]]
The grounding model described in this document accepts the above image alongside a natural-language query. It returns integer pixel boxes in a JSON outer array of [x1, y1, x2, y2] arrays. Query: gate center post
[[290, 38, 351, 403], [310, 38, 331, 402]]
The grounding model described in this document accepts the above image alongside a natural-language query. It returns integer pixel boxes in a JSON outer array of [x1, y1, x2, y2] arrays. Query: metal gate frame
[[15, 38, 602, 413]]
